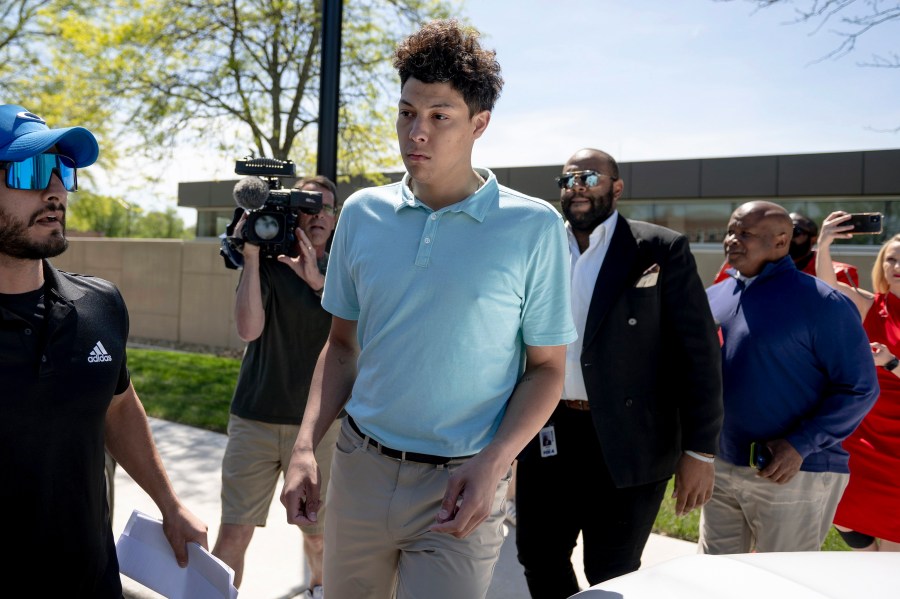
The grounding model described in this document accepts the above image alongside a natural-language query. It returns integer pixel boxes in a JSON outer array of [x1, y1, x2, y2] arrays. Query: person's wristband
[[882, 356, 900, 372], [684, 450, 715, 463]]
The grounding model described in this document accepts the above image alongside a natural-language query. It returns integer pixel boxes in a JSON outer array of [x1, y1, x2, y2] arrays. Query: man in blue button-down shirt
[[703, 201, 878, 554], [281, 20, 576, 598]]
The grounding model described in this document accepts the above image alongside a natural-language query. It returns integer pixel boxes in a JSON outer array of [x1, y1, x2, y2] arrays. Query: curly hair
[[393, 19, 503, 115]]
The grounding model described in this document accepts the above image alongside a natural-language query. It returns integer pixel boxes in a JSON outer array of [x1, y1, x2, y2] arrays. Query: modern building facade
[[45, 149, 897, 351], [179, 148, 900, 251]]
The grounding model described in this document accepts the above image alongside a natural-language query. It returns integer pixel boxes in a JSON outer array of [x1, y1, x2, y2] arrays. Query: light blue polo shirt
[[323, 168, 577, 456]]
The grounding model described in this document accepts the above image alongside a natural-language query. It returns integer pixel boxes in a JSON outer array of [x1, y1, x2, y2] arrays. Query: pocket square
[[635, 263, 660, 288]]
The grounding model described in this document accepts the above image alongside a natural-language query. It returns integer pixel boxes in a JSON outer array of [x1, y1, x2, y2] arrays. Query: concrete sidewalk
[[115, 418, 697, 599]]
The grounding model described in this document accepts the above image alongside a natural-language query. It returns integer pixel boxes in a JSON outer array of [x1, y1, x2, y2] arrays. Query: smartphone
[[847, 212, 883, 235], [749, 441, 773, 470]]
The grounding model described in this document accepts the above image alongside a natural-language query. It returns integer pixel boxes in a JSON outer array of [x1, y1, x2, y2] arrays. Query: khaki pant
[[324, 418, 510, 599], [699, 460, 849, 554]]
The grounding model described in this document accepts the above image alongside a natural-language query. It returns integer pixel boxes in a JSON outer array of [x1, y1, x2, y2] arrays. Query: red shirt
[[712, 251, 859, 287]]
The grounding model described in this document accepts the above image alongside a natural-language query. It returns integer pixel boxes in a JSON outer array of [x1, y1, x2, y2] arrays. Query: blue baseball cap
[[0, 104, 99, 168]]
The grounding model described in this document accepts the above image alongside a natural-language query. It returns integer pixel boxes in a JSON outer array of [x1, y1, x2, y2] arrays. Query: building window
[[619, 199, 899, 246], [196, 210, 239, 238], [618, 201, 732, 244]]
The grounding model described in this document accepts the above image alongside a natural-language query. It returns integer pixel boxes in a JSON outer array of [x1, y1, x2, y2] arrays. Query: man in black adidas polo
[[0, 104, 208, 597]]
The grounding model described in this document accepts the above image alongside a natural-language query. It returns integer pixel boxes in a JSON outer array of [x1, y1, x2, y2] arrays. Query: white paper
[[116, 509, 238, 599]]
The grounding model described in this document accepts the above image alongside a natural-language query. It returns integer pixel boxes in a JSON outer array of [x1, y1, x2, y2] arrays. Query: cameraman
[[212, 175, 340, 599]]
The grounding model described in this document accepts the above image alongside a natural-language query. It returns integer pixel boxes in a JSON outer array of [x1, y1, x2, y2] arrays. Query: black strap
[[346, 416, 471, 465]]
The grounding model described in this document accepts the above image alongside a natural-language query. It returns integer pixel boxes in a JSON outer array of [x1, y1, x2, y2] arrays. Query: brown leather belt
[[347, 416, 472, 465], [561, 399, 591, 411]]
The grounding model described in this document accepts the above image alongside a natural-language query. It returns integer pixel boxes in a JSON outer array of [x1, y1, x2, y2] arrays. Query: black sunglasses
[[555, 170, 617, 190]]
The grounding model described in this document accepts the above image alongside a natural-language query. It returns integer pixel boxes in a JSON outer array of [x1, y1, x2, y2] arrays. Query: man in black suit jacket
[[515, 148, 723, 598]]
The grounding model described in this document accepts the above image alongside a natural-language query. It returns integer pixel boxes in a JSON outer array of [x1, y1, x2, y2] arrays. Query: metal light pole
[[317, 0, 343, 183]]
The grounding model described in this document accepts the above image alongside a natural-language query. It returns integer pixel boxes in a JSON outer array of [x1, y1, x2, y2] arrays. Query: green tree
[[21, 0, 459, 180], [2, 1, 118, 167], [68, 193, 191, 238], [0, 0, 52, 85], [133, 207, 191, 239], [67, 192, 140, 237]]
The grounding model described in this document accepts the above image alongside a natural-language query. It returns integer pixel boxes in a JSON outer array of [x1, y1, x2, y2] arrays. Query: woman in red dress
[[816, 211, 900, 552]]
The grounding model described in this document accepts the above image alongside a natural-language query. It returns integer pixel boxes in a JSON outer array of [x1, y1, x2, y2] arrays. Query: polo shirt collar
[[756, 255, 796, 281], [396, 167, 497, 222], [42, 260, 84, 303], [730, 255, 795, 288]]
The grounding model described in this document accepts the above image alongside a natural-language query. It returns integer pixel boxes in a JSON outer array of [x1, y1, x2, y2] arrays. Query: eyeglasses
[[2, 153, 78, 191], [317, 205, 338, 216], [555, 170, 616, 190]]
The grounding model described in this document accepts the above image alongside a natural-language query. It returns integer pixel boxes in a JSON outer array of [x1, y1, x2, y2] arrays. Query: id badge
[[539, 425, 558, 457]]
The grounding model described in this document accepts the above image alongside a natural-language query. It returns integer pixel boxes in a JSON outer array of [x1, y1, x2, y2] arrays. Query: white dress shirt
[[563, 211, 619, 401], [734, 271, 758, 287]]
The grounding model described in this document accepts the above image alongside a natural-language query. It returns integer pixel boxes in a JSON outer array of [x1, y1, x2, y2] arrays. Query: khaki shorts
[[220, 414, 341, 536]]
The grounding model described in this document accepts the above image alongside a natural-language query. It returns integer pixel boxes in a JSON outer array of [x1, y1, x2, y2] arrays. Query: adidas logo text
[[88, 341, 113, 363]]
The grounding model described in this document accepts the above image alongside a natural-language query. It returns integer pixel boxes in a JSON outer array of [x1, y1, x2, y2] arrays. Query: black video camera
[[221, 157, 322, 269]]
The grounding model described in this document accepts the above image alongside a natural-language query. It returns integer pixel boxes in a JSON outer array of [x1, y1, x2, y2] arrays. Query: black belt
[[347, 416, 471, 465]]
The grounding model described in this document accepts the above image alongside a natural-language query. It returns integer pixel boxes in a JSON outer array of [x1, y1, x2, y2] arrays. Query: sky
[[96, 0, 900, 227]]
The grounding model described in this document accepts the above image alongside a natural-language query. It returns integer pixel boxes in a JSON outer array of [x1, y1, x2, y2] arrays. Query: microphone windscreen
[[233, 177, 270, 210]]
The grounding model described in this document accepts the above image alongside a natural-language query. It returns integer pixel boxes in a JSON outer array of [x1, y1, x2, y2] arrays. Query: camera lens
[[871, 216, 878, 222], [253, 215, 281, 240]]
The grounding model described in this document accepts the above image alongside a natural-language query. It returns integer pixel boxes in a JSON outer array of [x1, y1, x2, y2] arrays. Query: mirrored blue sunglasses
[[2, 153, 78, 191], [555, 170, 615, 190]]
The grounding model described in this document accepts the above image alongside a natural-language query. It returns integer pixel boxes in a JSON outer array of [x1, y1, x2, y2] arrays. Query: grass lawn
[[128, 347, 239, 434], [128, 346, 853, 550]]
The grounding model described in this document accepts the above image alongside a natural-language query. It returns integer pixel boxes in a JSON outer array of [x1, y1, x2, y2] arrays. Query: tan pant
[[324, 418, 510, 599], [699, 460, 849, 554]]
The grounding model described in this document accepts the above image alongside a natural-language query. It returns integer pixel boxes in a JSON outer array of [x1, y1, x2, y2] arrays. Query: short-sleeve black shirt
[[230, 256, 332, 424], [0, 261, 129, 596]]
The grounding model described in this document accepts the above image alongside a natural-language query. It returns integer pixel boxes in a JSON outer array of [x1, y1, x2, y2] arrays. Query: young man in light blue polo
[[281, 19, 576, 598]]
